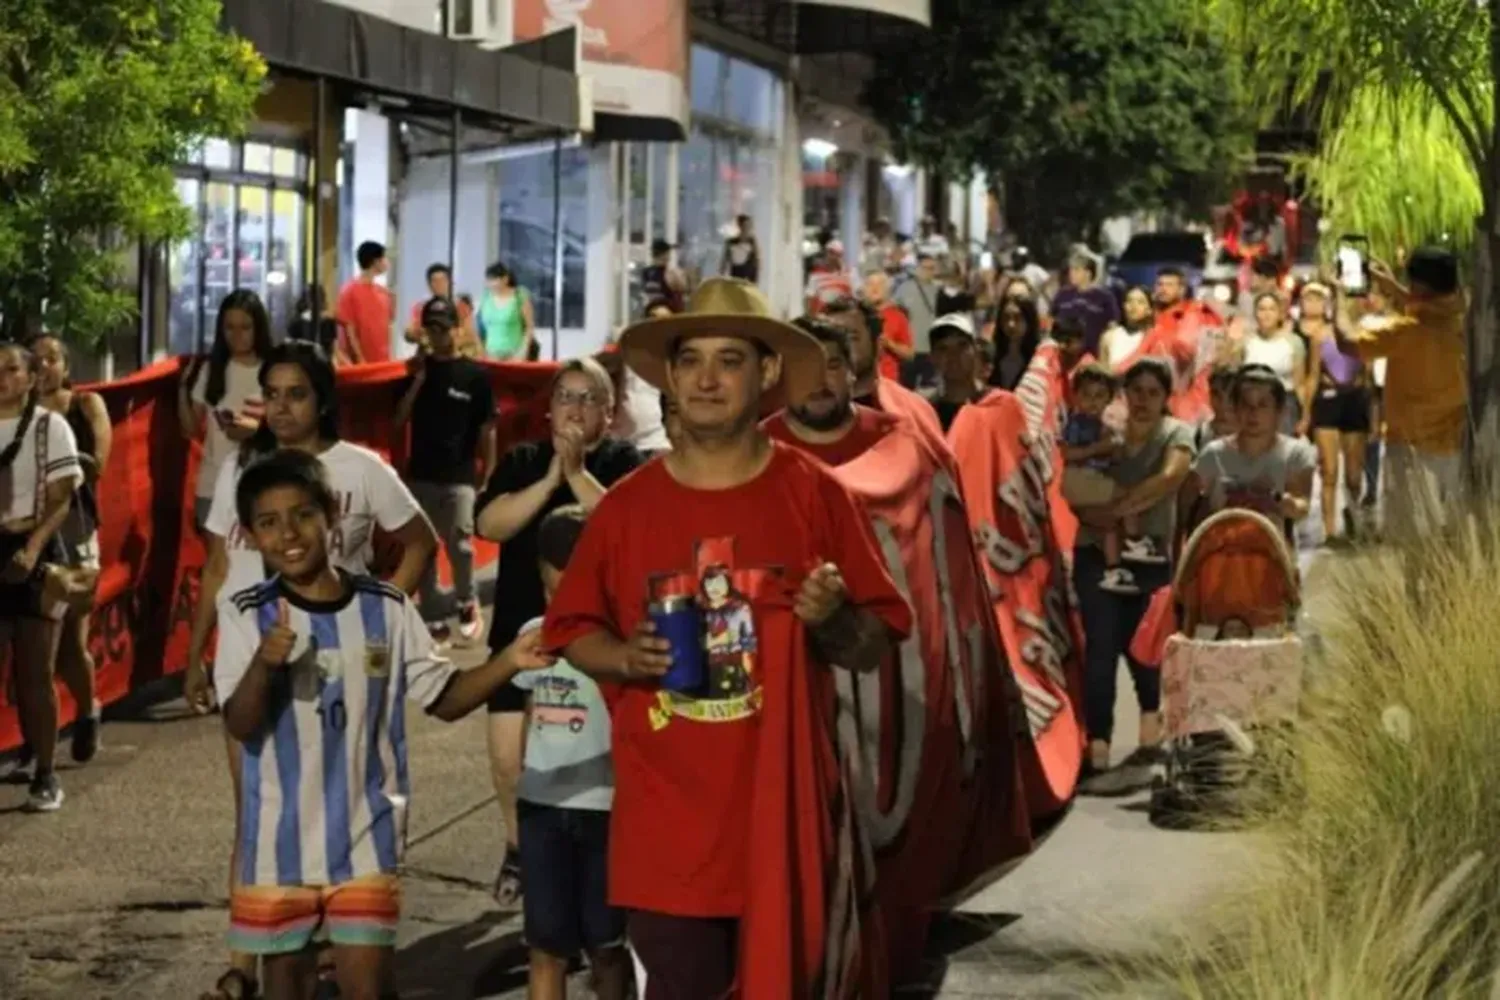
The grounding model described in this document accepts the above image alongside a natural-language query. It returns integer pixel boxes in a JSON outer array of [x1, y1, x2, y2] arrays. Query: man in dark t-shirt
[[394, 297, 497, 643], [473, 356, 644, 906], [921, 313, 986, 433]]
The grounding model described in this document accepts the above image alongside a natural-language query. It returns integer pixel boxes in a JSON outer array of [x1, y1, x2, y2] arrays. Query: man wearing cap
[[761, 316, 898, 466], [642, 239, 686, 313], [922, 313, 988, 433], [393, 297, 497, 643], [541, 277, 912, 996]]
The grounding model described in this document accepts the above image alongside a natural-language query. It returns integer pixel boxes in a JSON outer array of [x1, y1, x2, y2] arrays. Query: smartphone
[[1337, 235, 1371, 297]]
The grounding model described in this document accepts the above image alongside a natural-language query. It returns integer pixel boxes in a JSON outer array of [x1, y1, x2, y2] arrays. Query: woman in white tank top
[[1236, 292, 1311, 435]]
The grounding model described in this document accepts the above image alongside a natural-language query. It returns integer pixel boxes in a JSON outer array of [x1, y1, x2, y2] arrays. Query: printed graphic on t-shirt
[[532, 674, 590, 734], [646, 536, 783, 730], [1221, 478, 1281, 518]]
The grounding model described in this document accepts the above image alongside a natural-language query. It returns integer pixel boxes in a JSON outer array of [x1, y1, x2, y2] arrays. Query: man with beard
[[1148, 266, 1225, 422], [822, 295, 947, 446], [541, 277, 911, 997], [761, 317, 896, 466]]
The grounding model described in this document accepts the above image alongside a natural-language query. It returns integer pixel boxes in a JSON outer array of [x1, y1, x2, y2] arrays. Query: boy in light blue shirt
[[514, 504, 628, 1000]]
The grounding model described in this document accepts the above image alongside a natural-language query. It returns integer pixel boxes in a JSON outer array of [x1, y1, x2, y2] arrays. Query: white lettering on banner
[[836, 519, 927, 850], [833, 469, 982, 849], [542, 0, 609, 47], [975, 341, 1080, 741], [927, 472, 983, 778], [1015, 608, 1070, 693]]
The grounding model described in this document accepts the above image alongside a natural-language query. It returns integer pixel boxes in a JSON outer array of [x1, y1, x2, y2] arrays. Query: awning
[[690, 0, 930, 54], [222, 0, 580, 134]]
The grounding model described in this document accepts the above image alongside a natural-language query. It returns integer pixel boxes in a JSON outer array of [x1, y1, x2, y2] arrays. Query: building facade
[[96, 0, 930, 380]]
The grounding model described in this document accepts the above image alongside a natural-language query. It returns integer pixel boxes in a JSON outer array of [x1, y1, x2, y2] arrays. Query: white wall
[[770, 84, 803, 320], [395, 155, 496, 356], [840, 155, 866, 275], [582, 142, 617, 356], [347, 108, 392, 262]]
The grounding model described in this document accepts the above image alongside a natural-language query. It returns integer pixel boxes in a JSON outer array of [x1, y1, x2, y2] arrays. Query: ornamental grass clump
[[1118, 513, 1500, 998]]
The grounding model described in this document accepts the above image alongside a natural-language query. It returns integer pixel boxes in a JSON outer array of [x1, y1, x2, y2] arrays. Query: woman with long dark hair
[[988, 293, 1042, 390], [0, 341, 82, 812], [1072, 357, 1196, 796], [177, 291, 275, 529], [477, 261, 536, 361], [184, 341, 436, 1000], [31, 334, 112, 765]]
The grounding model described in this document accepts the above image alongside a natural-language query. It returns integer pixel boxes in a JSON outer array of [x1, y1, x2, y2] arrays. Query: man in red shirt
[[762, 316, 897, 466], [823, 293, 952, 459], [1148, 266, 1226, 422], [804, 239, 854, 315], [335, 241, 395, 365], [542, 277, 911, 998], [862, 271, 914, 381]]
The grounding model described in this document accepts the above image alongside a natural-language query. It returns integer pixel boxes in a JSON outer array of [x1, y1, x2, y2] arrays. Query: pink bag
[[1130, 585, 1177, 669]]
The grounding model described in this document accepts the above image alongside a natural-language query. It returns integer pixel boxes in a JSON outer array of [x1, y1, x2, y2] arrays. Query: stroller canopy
[[1175, 508, 1300, 635]]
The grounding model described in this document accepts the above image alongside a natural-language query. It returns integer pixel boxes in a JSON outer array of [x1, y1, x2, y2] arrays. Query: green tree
[[866, 0, 1251, 260], [1204, 0, 1500, 456], [0, 0, 265, 343]]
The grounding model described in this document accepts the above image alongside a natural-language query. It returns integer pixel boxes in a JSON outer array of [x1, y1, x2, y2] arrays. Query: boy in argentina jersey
[[214, 450, 551, 998]]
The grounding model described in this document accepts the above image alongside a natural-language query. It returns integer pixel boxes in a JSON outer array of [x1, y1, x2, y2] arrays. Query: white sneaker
[[1121, 537, 1168, 565], [456, 602, 485, 644], [1099, 567, 1141, 595], [25, 773, 63, 813]]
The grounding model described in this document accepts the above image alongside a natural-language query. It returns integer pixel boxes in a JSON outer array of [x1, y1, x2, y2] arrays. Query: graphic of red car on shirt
[[533, 703, 587, 733]]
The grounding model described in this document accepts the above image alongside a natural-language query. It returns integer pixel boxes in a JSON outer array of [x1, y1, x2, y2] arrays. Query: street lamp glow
[[802, 138, 838, 159]]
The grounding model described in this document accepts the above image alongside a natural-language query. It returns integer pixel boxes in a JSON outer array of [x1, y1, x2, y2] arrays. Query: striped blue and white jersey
[[215, 574, 458, 887]]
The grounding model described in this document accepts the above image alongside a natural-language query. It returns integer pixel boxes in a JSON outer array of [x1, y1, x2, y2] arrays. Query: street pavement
[[0, 647, 1261, 1000]]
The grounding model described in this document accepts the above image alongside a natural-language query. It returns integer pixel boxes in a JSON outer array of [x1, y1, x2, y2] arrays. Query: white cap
[[827, 239, 845, 255], [930, 312, 976, 342]]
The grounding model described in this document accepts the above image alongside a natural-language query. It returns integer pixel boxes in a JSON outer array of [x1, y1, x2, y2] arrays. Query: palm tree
[[1208, 0, 1499, 460]]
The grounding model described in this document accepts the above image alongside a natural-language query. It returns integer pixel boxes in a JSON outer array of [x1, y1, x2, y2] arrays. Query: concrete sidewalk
[[0, 650, 1259, 999]]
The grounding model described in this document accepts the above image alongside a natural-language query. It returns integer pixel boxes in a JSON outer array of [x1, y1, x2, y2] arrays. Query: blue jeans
[[1073, 544, 1165, 744], [517, 801, 624, 957]]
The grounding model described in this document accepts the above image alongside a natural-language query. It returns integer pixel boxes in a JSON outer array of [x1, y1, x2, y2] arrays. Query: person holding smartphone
[[1338, 246, 1467, 542], [177, 291, 274, 530]]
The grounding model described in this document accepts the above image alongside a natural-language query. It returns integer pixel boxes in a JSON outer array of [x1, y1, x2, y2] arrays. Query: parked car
[[1107, 231, 1211, 297]]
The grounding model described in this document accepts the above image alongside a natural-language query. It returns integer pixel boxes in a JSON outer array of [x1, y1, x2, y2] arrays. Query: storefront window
[[681, 46, 782, 290], [496, 144, 590, 332], [169, 138, 310, 354]]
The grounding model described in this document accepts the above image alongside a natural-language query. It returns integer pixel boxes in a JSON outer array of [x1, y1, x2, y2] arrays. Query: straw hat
[[618, 277, 826, 411]]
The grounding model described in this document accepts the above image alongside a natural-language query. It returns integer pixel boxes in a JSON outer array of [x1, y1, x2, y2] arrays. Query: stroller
[[1149, 508, 1303, 830]]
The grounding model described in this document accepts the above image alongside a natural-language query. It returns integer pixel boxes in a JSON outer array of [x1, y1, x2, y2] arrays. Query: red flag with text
[[949, 342, 1087, 817], [0, 358, 557, 751]]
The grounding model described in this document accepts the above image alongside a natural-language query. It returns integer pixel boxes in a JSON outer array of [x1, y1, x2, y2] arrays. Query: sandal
[[493, 846, 523, 909], [202, 968, 259, 1000]]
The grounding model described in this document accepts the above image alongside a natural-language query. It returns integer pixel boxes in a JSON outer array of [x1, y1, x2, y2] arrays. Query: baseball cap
[[930, 312, 977, 344], [420, 296, 459, 330], [827, 239, 845, 255], [651, 238, 676, 256]]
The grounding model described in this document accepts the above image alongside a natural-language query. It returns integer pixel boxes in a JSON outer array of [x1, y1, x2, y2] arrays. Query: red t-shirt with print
[[542, 444, 912, 917], [878, 304, 913, 382], [760, 404, 895, 467]]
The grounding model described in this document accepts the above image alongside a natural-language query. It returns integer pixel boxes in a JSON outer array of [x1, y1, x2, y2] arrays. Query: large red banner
[[950, 343, 1087, 815], [0, 358, 557, 751]]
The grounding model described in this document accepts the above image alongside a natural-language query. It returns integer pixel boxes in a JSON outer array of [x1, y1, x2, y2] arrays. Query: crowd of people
[[0, 223, 1470, 998]]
